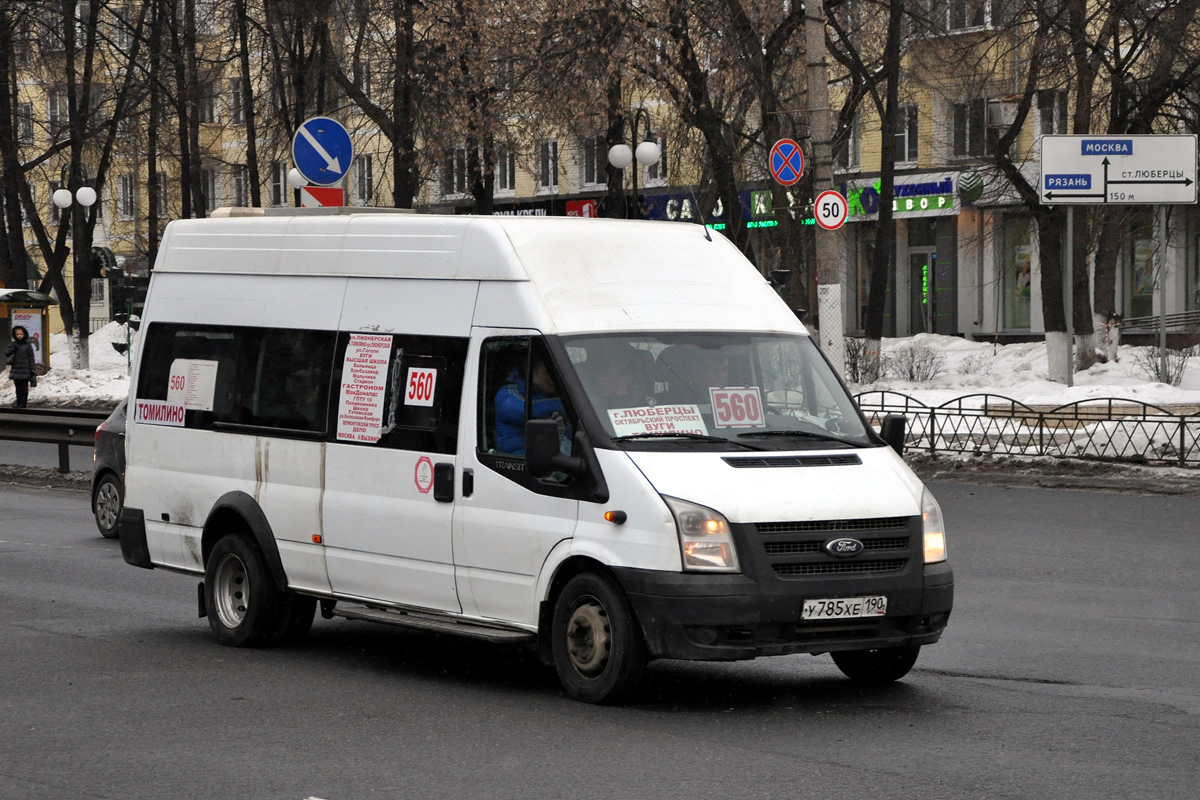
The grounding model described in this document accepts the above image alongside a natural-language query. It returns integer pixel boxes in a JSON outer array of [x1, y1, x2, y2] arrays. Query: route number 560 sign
[[710, 387, 766, 428], [814, 189, 848, 231]]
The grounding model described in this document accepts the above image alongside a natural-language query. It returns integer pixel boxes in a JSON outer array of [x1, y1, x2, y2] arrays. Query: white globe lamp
[[635, 140, 661, 167], [607, 144, 633, 170], [75, 186, 97, 207]]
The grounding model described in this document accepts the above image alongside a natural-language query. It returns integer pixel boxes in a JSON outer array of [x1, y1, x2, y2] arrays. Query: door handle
[[433, 462, 454, 502]]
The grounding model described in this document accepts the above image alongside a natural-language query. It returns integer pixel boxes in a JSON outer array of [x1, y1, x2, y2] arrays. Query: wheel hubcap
[[565, 599, 611, 678], [96, 483, 120, 530], [213, 553, 249, 629]]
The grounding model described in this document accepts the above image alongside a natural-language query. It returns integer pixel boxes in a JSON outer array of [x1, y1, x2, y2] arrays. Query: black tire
[[93, 473, 123, 539], [551, 572, 647, 704], [204, 534, 286, 647], [271, 593, 317, 646], [831, 645, 920, 683]]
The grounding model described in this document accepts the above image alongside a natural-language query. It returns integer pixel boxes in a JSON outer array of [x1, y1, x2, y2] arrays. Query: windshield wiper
[[612, 432, 763, 449], [736, 429, 866, 447]]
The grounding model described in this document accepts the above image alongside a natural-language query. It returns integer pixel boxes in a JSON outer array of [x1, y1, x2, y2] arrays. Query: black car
[[92, 398, 127, 539]]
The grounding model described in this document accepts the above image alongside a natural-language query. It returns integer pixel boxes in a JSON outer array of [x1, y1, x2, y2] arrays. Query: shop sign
[[844, 175, 960, 220]]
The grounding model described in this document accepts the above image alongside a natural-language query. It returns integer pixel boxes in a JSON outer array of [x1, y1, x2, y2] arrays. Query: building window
[[151, 171, 168, 219], [1038, 89, 1069, 136], [538, 139, 558, 191], [198, 80, 216, 123], [895, 104, 919, 163], [48, 89, 66, 136], [646, 132, 668, 183], [835, 114, 861, 170], [443, 148, 468, 196], [496, 143, 517, 192], [354, 155, 373, 205], [113, 2, 134, 50], [953, 98, 1011, 158], [118, 173, 136, 220], [229, 79, 245, 125], [232, 165, 249, 207], [356, 62, 372, 97], [49, 180, 64, 223], [201, 167, 218, 212], [17, 102, 34, 144], [270, 161, 287, 206], [581, 134, 607, 187], [1002, 214, 1033, 329]]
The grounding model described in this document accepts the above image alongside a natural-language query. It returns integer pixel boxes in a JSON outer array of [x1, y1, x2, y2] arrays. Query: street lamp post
[[607, 108, 661, 219], [52, 186, 98, 369]]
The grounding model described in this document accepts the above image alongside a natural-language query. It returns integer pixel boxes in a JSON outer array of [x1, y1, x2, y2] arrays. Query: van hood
[[624, 446, 925, 523]]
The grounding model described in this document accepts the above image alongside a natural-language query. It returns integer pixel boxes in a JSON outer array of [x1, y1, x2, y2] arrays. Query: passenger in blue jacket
[[495, 360, 570, 456]]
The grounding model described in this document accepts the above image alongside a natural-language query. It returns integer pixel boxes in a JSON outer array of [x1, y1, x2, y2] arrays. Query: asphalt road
[[1, 481, 1197, 800]]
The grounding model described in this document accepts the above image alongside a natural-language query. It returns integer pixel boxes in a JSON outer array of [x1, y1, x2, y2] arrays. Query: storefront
[[839, 172, 965, 337]]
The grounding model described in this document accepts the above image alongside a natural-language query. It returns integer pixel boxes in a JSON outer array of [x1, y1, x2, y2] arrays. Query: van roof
[[154, 213, 805, 335]]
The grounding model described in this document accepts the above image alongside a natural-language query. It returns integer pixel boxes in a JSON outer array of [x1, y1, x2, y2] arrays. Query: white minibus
[[119, 210, 952, 703]]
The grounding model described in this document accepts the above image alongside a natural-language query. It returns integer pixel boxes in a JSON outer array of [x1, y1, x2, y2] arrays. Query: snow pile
[[854, 333, 1200, 409]]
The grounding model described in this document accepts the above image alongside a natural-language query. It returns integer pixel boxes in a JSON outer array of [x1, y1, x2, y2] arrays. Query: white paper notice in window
[[336, 333, 393, 443], [166, 358, 218, 411]]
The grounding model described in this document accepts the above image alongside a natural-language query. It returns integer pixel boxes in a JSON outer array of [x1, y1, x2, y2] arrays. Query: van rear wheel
[[205, 534, 284, 647], [551, 572, 647, 704], [831, 645, 920, 683]]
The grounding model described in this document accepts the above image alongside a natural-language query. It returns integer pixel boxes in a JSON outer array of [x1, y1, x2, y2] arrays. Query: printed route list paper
[[337, 334, 393, 442]]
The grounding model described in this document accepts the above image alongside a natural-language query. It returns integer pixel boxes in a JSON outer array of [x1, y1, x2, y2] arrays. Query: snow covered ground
[[4, 323, 1200, 410]]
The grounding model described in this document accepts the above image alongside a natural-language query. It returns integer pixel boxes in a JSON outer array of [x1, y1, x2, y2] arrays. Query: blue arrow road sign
[[292, 117, 353, 186]]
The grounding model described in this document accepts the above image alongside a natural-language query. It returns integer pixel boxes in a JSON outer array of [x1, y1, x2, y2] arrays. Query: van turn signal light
[[312, 534, 323, 544], [604, 510, 627, 525]]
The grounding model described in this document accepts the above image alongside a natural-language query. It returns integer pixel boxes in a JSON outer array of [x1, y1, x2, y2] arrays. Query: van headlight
[[922, 488, 947, 564], [663, 496, 740, 573]]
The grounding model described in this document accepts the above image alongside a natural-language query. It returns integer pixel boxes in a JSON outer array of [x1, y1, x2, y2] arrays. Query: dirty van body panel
[[320, 279, 480, 614], [603, 447, 952, 660], [124, 272, 347, 592]]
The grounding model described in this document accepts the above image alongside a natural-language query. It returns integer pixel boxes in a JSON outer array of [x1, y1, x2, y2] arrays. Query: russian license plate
[[802, 596, 887, 620]]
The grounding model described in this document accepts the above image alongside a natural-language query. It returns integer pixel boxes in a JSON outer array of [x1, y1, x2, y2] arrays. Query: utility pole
[[806, 0, 844, 377]]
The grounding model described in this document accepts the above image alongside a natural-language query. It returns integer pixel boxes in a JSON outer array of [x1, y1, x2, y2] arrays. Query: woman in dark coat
[[6, 325, 37, 408]]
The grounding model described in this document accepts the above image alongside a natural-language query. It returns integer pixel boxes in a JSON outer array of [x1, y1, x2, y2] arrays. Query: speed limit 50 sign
[[814, 189, 848, 231]]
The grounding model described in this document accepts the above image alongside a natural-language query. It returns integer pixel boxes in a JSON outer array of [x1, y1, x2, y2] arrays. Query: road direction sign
[[814, 189, 848, 230], [1040, 134, 1197, 205], [770, 139, 805, 186], [292, 116, 353, 186]]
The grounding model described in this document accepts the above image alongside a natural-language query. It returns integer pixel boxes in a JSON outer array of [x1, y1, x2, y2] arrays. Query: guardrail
[[855, 391, 1200, 466], [0, 407, 114, 472]]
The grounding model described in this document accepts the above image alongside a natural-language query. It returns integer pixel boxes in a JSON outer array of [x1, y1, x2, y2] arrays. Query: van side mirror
[[880, 414, 906, 455], [526, 419, 585, 478]]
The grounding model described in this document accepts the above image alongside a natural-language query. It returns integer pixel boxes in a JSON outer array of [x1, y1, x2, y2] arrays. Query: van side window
[[136, 322, 335, 435], [478, 337, 576, 485], [330, 332, 467, 455]]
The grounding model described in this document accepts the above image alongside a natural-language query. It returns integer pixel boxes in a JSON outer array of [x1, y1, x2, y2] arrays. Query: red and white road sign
[[300, 186, 345, 207], [814, 189, 848, 230]]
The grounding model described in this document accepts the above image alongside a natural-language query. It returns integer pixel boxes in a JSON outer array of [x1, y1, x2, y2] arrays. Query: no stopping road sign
[[814, 189, 848, 230]]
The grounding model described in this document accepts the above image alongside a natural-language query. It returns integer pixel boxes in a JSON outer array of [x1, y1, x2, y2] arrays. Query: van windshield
[[561, 332, 873, 449]]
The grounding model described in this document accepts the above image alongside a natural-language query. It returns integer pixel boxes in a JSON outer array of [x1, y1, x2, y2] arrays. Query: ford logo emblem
[[824, 537, 865, 558]]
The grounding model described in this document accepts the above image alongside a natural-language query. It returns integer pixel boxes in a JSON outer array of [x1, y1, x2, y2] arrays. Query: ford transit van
[[119, 210, 952, 703]]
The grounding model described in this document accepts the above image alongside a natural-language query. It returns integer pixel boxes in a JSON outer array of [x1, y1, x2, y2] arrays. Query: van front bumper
[[613, 561, 953, 661]]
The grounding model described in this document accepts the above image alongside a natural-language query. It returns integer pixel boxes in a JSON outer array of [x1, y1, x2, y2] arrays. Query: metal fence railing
[[854, 391, 1200, 466]]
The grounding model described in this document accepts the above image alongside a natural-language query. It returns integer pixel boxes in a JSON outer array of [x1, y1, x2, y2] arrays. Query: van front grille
[[773, 559, 907, 577], [763, 537, 909, 556], [757, 517, 909, 535]]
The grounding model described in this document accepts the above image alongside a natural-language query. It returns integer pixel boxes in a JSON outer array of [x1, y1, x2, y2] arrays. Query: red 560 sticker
[[709, 387, 766, 428], [405, 367, 438, 407]]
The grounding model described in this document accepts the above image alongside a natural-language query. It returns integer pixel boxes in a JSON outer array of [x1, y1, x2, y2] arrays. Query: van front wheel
[[551, 572, 647, 703], [205, 534, 283, 647], [831, 645, 920, 683]]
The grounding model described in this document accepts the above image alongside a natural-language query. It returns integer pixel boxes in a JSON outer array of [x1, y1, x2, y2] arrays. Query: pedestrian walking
[[5, 325, 37, 408]]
